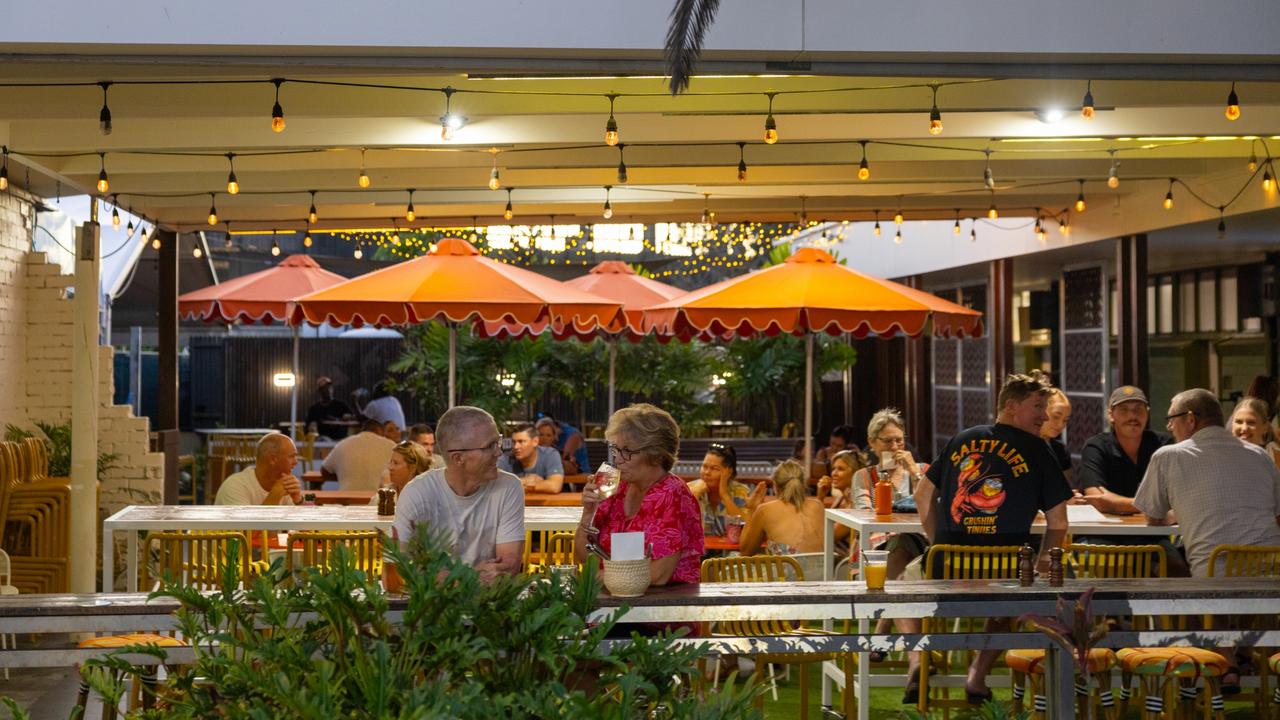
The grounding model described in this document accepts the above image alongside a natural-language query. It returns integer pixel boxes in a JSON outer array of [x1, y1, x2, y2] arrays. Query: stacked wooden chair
[[0, 438, 71, 593]]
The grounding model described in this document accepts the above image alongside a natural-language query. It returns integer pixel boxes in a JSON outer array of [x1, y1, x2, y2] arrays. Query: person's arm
[[738, 506, 767, 555], [262, 474, 302, 505], [852, 469, 874, 511], [1131, 456, 1173, 525], [743, 481, 768, 513], [527, 474, 564, 494], [475, 540, 524, 583], [1080, 486, 1139, 514], [1038, 500, 1069, 573], [572, 479, 603, 564], [321, 448, 339, 484], [561, 432, 583, 461], [914, 475, 938, 543], [527, 451, 566, 493], [649, 552, 681, 585]]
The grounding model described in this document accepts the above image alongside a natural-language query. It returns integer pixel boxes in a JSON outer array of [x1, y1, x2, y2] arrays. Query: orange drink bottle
[[874, 477, 894, 516]]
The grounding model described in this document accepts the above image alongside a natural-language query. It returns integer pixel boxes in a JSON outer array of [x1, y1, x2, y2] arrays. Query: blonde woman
[[1231, 397, 1280, 469], [371, 440, 432, 505], [1041, 387, 1075, 486], [739, 460, 825, 556]]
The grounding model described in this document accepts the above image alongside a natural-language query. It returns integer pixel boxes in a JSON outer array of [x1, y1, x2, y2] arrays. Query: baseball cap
[[316, 376, 333, 388], [1108, 385, 1148, 408]]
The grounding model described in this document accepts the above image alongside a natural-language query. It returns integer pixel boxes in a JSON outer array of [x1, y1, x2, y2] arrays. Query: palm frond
[[664, 0, 722, 95]]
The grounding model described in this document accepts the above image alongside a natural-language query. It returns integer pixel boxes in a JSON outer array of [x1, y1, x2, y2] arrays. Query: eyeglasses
[[449, 438, 501, 455], [607, 441, 641, 463], [1165, 410, 1194, 425], [875, 435, 906, 445]]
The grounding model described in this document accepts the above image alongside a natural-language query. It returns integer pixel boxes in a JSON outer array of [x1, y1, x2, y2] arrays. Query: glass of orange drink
[[862, 549, 889, 590]]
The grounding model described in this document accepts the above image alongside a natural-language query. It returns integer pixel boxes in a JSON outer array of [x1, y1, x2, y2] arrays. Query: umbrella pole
[[608, 339, 617, 418], [290, 324, 300, 439], [448, 322, 457, 408], [804, 333, 814, 475]]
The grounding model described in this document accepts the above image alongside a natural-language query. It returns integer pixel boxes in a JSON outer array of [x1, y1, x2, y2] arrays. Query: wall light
[[273, 372, 297, 388]]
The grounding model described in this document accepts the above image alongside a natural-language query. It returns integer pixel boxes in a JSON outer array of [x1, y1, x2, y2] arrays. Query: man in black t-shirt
[[899, 372, 1072, 705], [305, 377, 353, 440], [1074, 385, 1172, 513]]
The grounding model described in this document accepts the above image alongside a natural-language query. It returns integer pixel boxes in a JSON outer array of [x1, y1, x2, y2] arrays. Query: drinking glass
[[584, 462, 620, 538], [878, 450, 897, 470], [862, 549, 889, 590]]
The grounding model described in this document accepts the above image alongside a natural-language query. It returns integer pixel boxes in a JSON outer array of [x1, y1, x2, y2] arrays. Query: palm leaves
[[664, 0, 722, 95]]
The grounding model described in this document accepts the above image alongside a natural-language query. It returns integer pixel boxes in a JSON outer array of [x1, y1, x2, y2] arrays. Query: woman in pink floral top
[[573, 403, 703, 587]]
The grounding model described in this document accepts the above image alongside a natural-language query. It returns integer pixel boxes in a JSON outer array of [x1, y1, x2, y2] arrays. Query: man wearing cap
[[1073, 385, 1172, 515], [305, 376, 353, 440]]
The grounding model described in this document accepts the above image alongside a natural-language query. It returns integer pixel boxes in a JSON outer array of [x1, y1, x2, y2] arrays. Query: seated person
[[812, 424, 859, 480], [322, 418, 396, 491], [393, 406, 524, 583], [304, 376, 353, 440], [535, 416, 589, 475], [408, 422, 446, 470], [740, 460, 825, 556], [851, 408, 929, 577], [686, 442, 764, 536], [574, 404, 702, 589], [1230, 397, 1274, 450], [361, 382, 406, 442], [215, 433, 301, 506], [498, 423, 565, 493], [372, 440, 433, 503], [1041, 387, 1075, 488], [1073, 385, 1170, 514], [816, 448, 860, 552]]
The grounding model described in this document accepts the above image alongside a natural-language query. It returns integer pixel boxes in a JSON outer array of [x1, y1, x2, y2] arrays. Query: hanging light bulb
[[1059, 217, 1069, 236], [1075, 180, 1087, 212], [96, 153, 110, 194], [604, 94, 620, 146], [270, 79, 286, 133], [797, 196, 808, 226], [270, 232, 281, 257], [616, 144, 628, 184], [1106, 152, 1120, 189], [111, 200, 121, 230], [354, 242, 364, 260], [894, 229, 902, 244], [893, 210, 904, 225], [207, 193, 218, 226], [1081, 80, 1095, 120], [0, 147, 8, 191], [126, 214, 134, 234], [983, 150, 994, 190], [1225, 82, 1240, 121], [873, 211, 881, 236], [736, 142, 748, 182], [439, 87, 465, 141], [150, 230, 161, 251], [488, 166, 501, 191], [1217, 208, 1227, 238], [857, 141, 870, 181], [357, 148, 371, 188], [928, 85, 943, 135], [225, 153, 239, 194], [405, 189, 416, 222], [308, 190, 318, 224], [98, 81, 113, 135], [192, 240, 204, 258], [602, 185, 613, 219], [1164, 180, 1175, 210], [1264, 165, 1275, 193], [987, 201, 998, 220], [303, 227, 313, 248], [763, 93, 779, 144], [970, 225, 977, 242], [1248, 148, 1259, 172], [1035, 216, 1046, 242], [953, 210, 961, 235], [503, 188, 514, 221]]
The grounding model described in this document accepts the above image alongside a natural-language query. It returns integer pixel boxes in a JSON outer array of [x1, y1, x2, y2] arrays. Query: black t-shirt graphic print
[[926, 423, 1073, 547]]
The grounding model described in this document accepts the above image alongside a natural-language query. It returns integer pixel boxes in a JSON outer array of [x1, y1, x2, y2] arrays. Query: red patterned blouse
[[592, 473, 704, 585]]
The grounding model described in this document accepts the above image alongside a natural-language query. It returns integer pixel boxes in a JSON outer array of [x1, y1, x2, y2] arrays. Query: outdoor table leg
[[126, 531, 138, 593], [856, 528, 872, 720], [821, 514, 835, 709], [1043, 644, 1074, 720], [102, 524, 113, 592]]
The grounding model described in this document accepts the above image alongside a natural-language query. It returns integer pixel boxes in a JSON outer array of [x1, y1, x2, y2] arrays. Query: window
[[1180, 273, 1197, 332], [1197, 271, 1216, 332], [1158, 277, 1174, 334], [1219, 268, 1239, 332]]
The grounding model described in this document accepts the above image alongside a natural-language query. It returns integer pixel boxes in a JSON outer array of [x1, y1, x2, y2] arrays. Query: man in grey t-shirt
[[498, 424, 566, 493], [393, 406, 525, 583]]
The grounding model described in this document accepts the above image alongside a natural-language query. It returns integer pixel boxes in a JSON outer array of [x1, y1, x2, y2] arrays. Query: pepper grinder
[[1048, 547, 1064, 587], [1018, 544, 1036, 586]]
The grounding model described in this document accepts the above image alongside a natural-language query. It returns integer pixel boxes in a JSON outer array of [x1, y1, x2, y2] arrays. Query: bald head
[[435, 406, 497, 455]]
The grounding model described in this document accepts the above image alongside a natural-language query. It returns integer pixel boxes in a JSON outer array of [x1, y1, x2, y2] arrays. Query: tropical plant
[[716, 335, 857, 435], [901, 699, 1032, 720], [664, 0, 723, 94], [1017, 587, 1108, 719], [388, 323, 524, 424], [616, 337, 720, 435], [21, 527, 760, 720], [5, 420, 119, 481]]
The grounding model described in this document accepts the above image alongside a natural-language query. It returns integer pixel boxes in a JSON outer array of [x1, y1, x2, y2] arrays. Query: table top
[[526, 506, 583, 531], [312, 490, 375, 505], [703, 535, 740, 551], [826, 508, 1180, 536], [194, 428, 277, 436], [103, 504, 394, 531], [524, 492, 583, 507]]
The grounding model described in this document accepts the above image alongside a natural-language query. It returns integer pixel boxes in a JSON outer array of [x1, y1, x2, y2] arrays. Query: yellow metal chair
[[917, 544, 1023, 717], [285, 530, 384, 579], [701, 554, 856, 720], [1205, 544, 1280, 718], [78, 531, 253, 720]]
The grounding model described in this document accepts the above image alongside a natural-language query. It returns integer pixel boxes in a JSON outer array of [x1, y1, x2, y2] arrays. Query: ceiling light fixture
[[857, 140, 870, 180], [1081, 80, 1095, 120], [98, 81, 113, 135], [1225, 82, 1240, 121], [270, 79, 286, 133], [763, 93, 778, 144], [604, 94, 620, 146], [928, 85, 943, 135]]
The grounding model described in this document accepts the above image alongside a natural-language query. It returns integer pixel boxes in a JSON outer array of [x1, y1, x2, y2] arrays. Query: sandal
[[901, 666, 934, 705], [965, 688, 994, 706], [1221, 666, 1241, 696]]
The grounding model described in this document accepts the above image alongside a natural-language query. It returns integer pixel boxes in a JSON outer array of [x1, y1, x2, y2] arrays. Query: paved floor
[[0, 635, 101, 720]]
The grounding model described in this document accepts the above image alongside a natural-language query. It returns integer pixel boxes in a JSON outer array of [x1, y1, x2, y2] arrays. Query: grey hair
[[605, 403, 680, 472], [256, 433, 294, 463], [1171, 388, 1224, 427], [435, 406, 497, 454], [867, 407, 906, 443]]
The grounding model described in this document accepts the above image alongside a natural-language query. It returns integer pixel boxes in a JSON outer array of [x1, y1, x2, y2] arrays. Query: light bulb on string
[[893, 209, 904, 225], [1217, 207, 1227, 239], [1075, 180, 1087, 212], [1081, 80, 1095, 120], [1163, 180, 1175, 210], [192, 240, 203, 258], [873, 211, 881, 236], [405, 189, 415, 222], [604, 94, 620, 146], [987, 191, 998, 219], [1248, 148, 1258, 172], [439, 87, 465, 141], [928, 84, 943, 135], [894, 229, 902, 245], [602, 186, 613, 219], [303, 225, 313, 248], [270, 231, 281, 257], [1264, 164, 1275, 193], [503, 188, 514, 221], [98, 82, 113, 135], [488, 165, 501, 191], [857, 140, 870, 180], [226, 153, 239, 194], [1035, 215, 1046, 242], [983, 150, 994, 190], [308, 190, 318, 224], [125, 209, 134, 234], [763, 93, 778, 144], [1225, 82, 1240, 121], [270, 79, 286, 133], [970, 224, 977, 242], [1059, 216, 1069, 236], [1107, 152, 1120, 189], [150, 229, 161, 251], [207, 194, 218, 226], [737, 142, 748, 182], [111, 198, 121, 230], [354, 242, 364, 260], [358, 148, 371, 188], [953, 209, 961, 235], [616, 144, 628, 184], [96, 153, 110, 194]]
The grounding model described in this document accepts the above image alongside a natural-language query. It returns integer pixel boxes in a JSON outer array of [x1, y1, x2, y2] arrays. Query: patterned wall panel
[[934, 339, 958, 385], [1063, 333, 1103, 393], [934, 389, 958, 455], [1065, 396, 1105, 454], [962, 390, 990, 428], [961, 337, 989, 388], [1063, 266, 1105, 330]]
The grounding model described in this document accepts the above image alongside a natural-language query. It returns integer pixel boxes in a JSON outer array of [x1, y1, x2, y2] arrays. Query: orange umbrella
[[294, 239, 622, 406], [644, 246, 983, 463], [178, 254, 348, 435], [477, 261, 686, 415]]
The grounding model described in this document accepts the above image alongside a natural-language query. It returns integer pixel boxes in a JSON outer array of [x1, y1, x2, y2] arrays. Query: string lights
[[111, 197, 121, 229], [857, 141, 870, 180], [1217, 206, 1227, 238], [1106, 151, 1121, 189], [226, 153, 240, 194], [503, 188, 514, 220], [873, 210, 881, 236], [987, 191, 998, 219], [358, 148, 371, 188], [270, 79, 285, 133], [928, 85, 943, 135], [1164, 179, 1175, 209], [1264, 163, 1274, 193], [488, 149, 502, 191], [983, 149, 994, 190], [98, 81, 113, 135], [150, 227, 161, 250], [96, 153, 109, 193], [1225, 82, 1240, 121], [439, 87, 464, 141], [602, 185, 613, 219], [270, 230, 281, 257], [192, 239, 204, 258], [1075, 180, 1087, 213], [953, 209, 961, 235], [604, 94, 620, 146], [308, 190, 318, 224], [207, 193, 218, 226], [405, 189, 416, 222], [616, 144, 628, 184], [763, 93, 779, 144], [303, 224, 313, 248], [736, 142, 748, 182], [1081, 81, 1095, 120]]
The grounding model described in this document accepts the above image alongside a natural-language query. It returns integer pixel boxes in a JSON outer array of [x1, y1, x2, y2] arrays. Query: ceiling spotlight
[[604, 94, 620, 146], [763, 93, 778, 144], [1225, 82, 1241, 121], [226, 153, 239, 194], [928, 85, 943, 135], [270, 79, 286, 133], [857, 140, 870, 180]]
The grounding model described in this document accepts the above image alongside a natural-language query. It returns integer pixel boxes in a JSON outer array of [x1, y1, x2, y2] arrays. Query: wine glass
[[584, 461, 620, 540]]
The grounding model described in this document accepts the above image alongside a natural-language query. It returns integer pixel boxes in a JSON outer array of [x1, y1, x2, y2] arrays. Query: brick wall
[[1, 195, 163, 589]]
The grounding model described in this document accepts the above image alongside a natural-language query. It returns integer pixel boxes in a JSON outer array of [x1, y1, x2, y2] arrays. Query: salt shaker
[[1048, 547, 1064, 587], [1018, 544, 1036, 587]]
